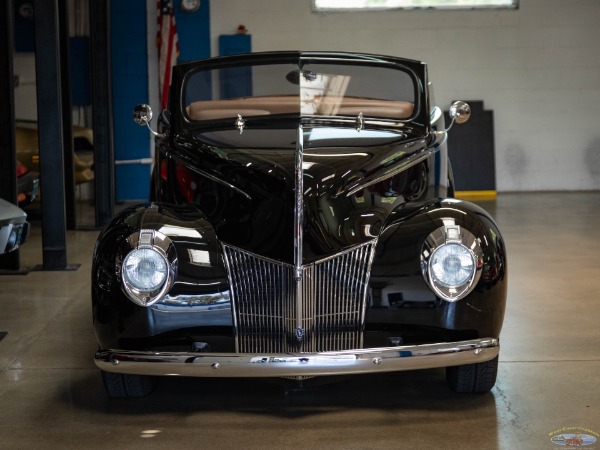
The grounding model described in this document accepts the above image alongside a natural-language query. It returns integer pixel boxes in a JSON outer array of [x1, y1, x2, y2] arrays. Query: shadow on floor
[[66, 368, 497, 419]]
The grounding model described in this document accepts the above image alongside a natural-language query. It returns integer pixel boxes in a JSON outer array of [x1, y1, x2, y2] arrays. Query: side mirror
[[133, 104, 164, 138], [447, 101, 471, 130], [428, 101, 471, 149], [133, 104, 153, 126]]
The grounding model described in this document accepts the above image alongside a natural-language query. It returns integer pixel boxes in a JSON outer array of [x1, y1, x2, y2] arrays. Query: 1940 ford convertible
[[92, 52, 507, 397]]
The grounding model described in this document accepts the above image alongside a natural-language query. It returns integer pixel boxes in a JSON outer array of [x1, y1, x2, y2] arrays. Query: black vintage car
[[93, 51, 507, 397]]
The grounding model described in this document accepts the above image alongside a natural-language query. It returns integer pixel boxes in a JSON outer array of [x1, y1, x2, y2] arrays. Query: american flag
[[157, 0, 179, 109]]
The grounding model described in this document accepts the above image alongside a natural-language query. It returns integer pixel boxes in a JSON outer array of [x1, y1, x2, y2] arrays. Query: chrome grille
[[223, 241, 377, 353]]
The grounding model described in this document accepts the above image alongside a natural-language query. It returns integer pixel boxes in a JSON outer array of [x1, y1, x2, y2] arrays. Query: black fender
[[92, 202, 232, 350], [366, 198, 507, 342]]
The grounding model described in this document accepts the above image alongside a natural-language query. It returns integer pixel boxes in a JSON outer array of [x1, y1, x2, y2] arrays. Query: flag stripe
[[157, 0, 179, 109]]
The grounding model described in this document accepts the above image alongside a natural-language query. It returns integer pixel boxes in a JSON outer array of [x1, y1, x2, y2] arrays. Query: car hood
[[170, 125, 431, 262]]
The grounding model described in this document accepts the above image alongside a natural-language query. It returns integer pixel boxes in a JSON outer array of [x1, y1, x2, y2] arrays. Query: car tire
[[101, 370, 156, 398], [446, 355, 498, 393]]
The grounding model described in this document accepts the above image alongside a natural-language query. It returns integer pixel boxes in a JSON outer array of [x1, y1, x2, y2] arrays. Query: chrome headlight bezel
[[421, 223, 483, 302], [120, 229, 177, 307]]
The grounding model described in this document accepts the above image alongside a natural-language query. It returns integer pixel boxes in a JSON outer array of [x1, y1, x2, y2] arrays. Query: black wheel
[[101, 370, 156, 398], [446, 356, 498, 393]]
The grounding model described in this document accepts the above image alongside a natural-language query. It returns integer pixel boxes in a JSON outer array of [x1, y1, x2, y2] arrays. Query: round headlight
[[429, 243, 475, 288], [421, 224, 483, 302], [119, 229, 177, 307], [123, 248, 168, 292]]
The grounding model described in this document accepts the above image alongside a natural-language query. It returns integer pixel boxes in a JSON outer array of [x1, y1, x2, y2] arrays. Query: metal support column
[[89, 0, 114, 227], [33, 0, 71, 270], [58, 0, 76, 230], [0, 0, 20, 271]]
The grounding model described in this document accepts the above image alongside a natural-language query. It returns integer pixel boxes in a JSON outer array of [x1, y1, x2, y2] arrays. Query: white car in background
[[0, 198, 29, 254]]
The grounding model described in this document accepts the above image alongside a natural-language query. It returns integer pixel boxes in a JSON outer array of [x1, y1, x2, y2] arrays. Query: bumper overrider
[[95, 338, 498, 378]]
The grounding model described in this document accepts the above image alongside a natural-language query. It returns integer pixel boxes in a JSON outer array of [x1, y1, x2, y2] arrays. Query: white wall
[[210, 0, 600, 192], [13, 54, 37, 121]]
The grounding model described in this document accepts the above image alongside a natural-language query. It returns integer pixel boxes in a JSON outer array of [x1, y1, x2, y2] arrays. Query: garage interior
[[1, 0, 599, 448]]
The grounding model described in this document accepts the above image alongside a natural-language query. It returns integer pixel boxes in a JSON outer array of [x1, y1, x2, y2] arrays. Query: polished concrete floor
[[0, 192, 598, 449]]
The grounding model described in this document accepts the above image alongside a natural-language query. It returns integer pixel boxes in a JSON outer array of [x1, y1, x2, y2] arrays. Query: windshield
[[183, 61, 416, 122]]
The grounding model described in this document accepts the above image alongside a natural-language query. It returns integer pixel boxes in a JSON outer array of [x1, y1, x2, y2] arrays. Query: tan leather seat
[[186, 96, 414, 121]]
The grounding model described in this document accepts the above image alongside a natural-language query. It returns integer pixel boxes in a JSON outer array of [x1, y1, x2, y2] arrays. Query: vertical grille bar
[[223, 240, 376, 354]]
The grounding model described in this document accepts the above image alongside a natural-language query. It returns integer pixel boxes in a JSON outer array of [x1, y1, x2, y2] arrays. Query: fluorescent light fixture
[[314, 0, 518, 11]]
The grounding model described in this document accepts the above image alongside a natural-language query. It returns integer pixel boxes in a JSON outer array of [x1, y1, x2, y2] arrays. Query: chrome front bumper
[[95, 338, 499, 378]]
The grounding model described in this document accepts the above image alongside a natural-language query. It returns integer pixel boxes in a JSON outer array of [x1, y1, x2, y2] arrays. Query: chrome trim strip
[[294, 125, 305, 338], [360, 240, 377, 348], [221, 245, 241, 352], [157, 291, 230, 307], [95, 338, 499, 378]]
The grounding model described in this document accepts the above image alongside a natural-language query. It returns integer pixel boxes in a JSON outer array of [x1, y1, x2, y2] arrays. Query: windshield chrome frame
[[177, 53, 424, 129]]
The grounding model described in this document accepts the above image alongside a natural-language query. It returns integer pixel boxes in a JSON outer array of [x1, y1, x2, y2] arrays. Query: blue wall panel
[[110, 0, 150, 201], [173, 0, 211, 63], [110, 0, 211, 201], [115, 164, 153, 201], [218, 33, 251, 57], [218, 34, 252, 98]]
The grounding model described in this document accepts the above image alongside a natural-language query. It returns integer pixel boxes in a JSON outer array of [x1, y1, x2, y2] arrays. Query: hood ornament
[[355, 112, 364, 132], [235, 114, 246, 134]]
